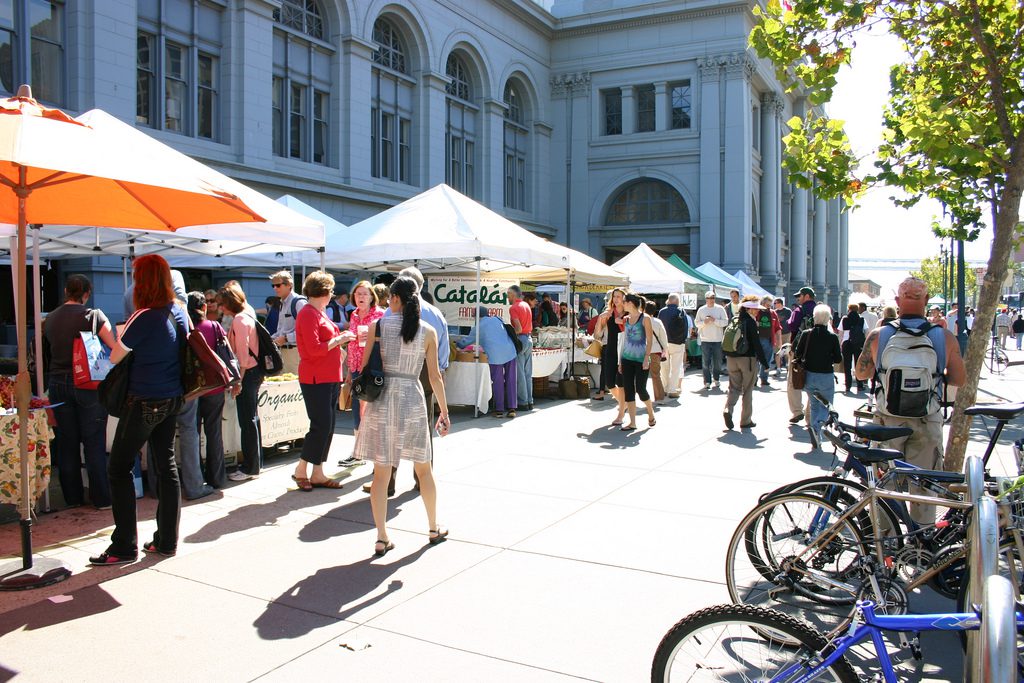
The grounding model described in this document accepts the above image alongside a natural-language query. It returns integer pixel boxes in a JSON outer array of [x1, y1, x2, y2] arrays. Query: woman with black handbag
[[91, 255, 188, 565], [799, 304, 842, 449], [355, 276, 450, 557]]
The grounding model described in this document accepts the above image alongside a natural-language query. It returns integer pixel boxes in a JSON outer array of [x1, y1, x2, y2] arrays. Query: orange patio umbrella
[[0, 85, 263, 589]]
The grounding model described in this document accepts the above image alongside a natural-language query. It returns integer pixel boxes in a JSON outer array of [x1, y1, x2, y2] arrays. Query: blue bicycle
[[651, 589, 1021, 681]]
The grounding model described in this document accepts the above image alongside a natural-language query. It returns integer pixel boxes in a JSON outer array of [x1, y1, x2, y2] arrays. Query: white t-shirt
[[695, 304, 729, 343]]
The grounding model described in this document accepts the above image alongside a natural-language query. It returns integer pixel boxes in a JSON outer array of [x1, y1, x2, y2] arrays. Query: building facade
[[5, 0, 849, 318]]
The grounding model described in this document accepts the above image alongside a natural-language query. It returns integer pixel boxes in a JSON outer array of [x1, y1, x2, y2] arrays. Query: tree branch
[[964, 0, 1015, 145]]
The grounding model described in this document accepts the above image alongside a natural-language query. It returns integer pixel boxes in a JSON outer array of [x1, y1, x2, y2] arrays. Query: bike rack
[[979, 574, 1016, 682], [964, 454, 985, 506]]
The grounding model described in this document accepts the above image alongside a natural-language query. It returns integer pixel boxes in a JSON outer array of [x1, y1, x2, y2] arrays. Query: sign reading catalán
[[428, 276, 519, 326]]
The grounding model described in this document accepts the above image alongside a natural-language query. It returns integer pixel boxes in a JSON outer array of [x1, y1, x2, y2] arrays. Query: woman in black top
[[1013, 314, 1024, 350], [594, 288, 626, 424], [839, 303, 867, 393], [722, 296, 769, 430], [796, 304, 842, 449]]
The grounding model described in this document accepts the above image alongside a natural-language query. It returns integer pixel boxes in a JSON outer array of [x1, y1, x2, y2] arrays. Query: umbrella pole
[[565, 271, 572, 380], [1, 168, 70, 590], [32, 226, 43, 398], [474, 258, 481, 418]]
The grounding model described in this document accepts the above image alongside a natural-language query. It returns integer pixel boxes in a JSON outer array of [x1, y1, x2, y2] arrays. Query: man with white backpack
[[855, 277, 965, 523]]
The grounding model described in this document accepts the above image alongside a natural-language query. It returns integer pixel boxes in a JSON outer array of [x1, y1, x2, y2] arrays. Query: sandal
[[611, 419, 623, 426], [291, 475, 313, 492], [620, 424, 637, 431], [429, 527, 449, 545], [374, 540, 395, 556], [648, 418, 657, 428], [310, 479, 343, 489]]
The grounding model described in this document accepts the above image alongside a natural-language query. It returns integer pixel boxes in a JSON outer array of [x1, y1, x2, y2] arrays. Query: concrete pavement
[[1, 353, 1022, 682]]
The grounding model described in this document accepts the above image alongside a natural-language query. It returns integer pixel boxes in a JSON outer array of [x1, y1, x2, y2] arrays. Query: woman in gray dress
[[355, 276, 451, 556]]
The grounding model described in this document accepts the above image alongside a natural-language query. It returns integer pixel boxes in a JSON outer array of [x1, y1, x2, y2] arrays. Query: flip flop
[[291, 475, 313, 492], [620, 425, 637, 431], [611, 420, 623, 426], [310, 479, 343, 489]]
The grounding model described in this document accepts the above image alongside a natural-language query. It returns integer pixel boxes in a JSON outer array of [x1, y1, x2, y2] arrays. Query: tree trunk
[[944, 151, 1024, 473]]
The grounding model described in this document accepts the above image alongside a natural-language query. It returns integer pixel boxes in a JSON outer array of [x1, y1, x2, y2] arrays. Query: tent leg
[[0, 174, 70, 591], [32, 226, 43, 398], [474, 260, 481, 418]]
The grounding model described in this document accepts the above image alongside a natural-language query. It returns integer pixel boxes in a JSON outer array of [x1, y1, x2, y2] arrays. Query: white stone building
[[3, 0, 848, 320]]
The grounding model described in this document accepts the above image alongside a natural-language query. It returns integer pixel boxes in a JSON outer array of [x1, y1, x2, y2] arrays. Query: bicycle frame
[[774, 601, 1021, 683]]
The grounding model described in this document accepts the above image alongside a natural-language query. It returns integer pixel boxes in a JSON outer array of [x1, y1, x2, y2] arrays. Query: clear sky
[[830, 28, 993, 269]]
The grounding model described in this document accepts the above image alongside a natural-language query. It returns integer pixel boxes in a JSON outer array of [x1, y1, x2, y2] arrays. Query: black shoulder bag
[[352, 328, 385, 402]]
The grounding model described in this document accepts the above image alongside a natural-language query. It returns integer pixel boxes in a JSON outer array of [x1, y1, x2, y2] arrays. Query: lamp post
[[940, 244, 948, 313]]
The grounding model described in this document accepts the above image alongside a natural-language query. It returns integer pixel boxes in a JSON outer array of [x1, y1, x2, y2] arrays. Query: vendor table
[[532, 348, 567, 378], [0, 409, 52, 505], [445, 361, 491, 413]]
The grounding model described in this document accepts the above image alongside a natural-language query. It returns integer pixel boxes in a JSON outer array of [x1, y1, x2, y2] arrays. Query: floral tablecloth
[[0, 410, 53, 504]]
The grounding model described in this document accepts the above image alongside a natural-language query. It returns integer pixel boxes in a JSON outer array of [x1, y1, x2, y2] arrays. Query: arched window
[[445, 53, 477, 197], [503, 80, 528, 211], [138, 0, 221, 139], [274, 0, 324, 40], [605, 180, 690, 226], [370, 17, 413, 184], [271, 0, 331, 164]]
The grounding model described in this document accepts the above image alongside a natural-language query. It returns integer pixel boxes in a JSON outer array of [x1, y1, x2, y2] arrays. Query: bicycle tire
[[651, 603, 859, 683], [726, 493, 871, 641]]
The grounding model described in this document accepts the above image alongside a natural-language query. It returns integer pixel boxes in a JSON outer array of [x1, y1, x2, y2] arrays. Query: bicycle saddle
[[964, 402, 1024, 420], [840, 422, 913, 443], [843, 440, 904, 464]]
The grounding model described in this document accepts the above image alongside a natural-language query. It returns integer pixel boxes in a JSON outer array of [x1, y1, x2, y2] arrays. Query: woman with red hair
[[90, 254, 188, 566]]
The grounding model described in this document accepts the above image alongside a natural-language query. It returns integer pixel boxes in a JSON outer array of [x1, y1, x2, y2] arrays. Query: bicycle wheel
[[726, 493, 870, 639], [651, 603, 859, 683]]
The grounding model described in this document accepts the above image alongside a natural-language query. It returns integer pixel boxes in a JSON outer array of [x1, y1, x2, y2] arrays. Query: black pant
[[198, 391, 226, 488], [842, 341, 865, 390], [48, 373, 111, 507], [236, 369, 264, 475], [620, 358, 650, 403], [300, 381, 339, 466], [108, 395, 183, 555]]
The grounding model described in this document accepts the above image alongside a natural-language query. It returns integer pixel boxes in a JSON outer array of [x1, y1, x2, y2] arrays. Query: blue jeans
[[1016, 332, 1022, 350], [48, 373, 110, 507], [516, 334, 534, 405], [804, 371, 835, 443], [701, 341, 723, 385], [759, 339, 774, 382], [175, 398, 211, 499]]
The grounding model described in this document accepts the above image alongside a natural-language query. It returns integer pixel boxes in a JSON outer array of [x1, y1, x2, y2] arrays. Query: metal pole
[[957, 239, 968, 354], [474, 258, 481, 418], [15, 168, 32, 569], [967, 495, 999, 680], [980, 575, 1015, 683], [31, 226, 43, 398]]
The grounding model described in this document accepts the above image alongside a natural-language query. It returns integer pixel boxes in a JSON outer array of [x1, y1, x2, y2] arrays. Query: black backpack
[[247, 313, 283, 376], [504, 323, 523, 353]]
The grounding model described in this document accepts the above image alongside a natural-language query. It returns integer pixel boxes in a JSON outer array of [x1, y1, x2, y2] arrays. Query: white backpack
[[876, 321, 940, 419]]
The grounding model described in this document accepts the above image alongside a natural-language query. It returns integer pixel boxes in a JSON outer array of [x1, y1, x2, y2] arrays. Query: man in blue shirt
[[657, 293, 689, 398]]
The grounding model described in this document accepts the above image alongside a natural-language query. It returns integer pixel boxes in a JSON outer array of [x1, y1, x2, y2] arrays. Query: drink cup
[[357, 324, 368, 347]]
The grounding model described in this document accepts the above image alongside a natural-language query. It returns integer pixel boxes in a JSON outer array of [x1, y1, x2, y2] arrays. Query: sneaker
[[89, 551, 136, 566], [95, 504, 112, 511], [704, 383, 711, 391], [337, 456, 359, 467], [713, 381, 721, 390], [228, 470, 256, 482], [789, 413, 804, 424], [142, 541, 176, 557], [506, 410, 516, 418]]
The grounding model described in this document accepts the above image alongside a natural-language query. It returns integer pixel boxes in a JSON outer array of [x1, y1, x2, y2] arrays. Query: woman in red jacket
[[292, 271, 346, 491]]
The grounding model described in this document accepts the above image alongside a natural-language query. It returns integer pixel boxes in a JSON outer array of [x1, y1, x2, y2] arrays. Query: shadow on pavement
[[575, 425, 645, 450], [183, 471, 371, 544], [254, 545, 431, 638], [298, 490, 419, 543], [0, 583, 120, 637], [716, 430, 767, 449]]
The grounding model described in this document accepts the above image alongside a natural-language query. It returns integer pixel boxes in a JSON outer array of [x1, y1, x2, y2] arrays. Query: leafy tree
[[750, 0, 1024, 472], [910, 255, 977, 304]]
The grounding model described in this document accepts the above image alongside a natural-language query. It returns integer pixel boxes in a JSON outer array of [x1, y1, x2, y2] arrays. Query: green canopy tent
[[666, 254, 734, 294]]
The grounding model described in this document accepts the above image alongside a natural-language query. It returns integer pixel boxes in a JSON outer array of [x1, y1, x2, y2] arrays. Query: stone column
[[482, 98, 506, 209], [550, 72, 590, 249], [722, 52, 754, 273], [420, 71, 450, 187], [839, 206, 850, 311], [654, 81, 668, 131], [341, 36, 375, 183], [790, 184, 809, 285], [825, 198, 841, 308], [758, 92, 782, 290], [812, 194, 827, 295], [697, 56, 723, 264], [68, 0, 136, 116], [621, 85, 636, 135], [232, 0, 278, 166], [780, 174, 792, 293]]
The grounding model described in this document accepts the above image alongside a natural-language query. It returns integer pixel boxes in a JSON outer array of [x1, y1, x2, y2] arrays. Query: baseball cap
[[794, 286, 815, 298]]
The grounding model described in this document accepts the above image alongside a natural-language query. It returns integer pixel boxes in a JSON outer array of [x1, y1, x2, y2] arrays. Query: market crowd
[[40, 258, 972, 564]]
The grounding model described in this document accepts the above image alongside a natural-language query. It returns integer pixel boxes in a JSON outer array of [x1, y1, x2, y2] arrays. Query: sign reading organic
[[428, 276, 519, 326], [256, 382, 308, 447]]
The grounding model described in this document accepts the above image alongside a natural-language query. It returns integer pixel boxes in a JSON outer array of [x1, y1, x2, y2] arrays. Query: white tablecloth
[[445, 361, 492, 413], [532, 348, 567, 378]]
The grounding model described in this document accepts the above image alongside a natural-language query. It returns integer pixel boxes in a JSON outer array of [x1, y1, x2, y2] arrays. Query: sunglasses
[[271, 282, 286, 288], [205, 299, 217, 304]]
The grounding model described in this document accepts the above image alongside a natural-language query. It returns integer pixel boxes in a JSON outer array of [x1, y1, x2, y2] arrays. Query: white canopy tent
[[732, 270, 773, 299], [610, 243, 701, 294]]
